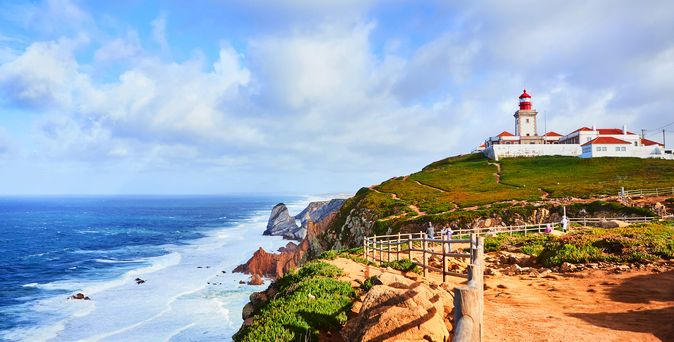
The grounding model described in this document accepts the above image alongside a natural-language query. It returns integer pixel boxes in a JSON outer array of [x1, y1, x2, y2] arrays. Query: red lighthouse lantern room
[[519, 89, 532, 110]]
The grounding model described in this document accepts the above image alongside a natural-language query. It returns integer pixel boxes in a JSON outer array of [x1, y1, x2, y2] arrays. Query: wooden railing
[[363, 232, 480, 281], [451, 222, 562, 239], [363, 233, 484, 341], [568, 216, 657, 225], [453, 236, 484, 342], [620, 186, 674, 198]]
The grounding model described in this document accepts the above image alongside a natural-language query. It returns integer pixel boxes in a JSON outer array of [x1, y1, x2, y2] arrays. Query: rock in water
[[263, 203, 300, 238], [248, 274, 264, 285]]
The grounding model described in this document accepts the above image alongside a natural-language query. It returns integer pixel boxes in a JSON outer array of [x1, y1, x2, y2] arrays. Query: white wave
[[22, 283, 39, 288], [1, 195, 333, 342]]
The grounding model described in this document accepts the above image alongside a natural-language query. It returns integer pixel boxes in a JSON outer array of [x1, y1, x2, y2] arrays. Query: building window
[[602, 147, 607, 151], [526, 119, 529, 123], [615, 147, 621, 151], [596, 146, 601, 151], [621, 147, 626, 151], [530, 142, 535, 144], [587, 137, 592, 142], [526, 133, 530, 136]]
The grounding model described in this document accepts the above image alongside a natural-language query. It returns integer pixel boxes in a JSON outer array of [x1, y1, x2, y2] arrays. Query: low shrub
[[380, 259, 420, 273], [234, 261, 354, 342]]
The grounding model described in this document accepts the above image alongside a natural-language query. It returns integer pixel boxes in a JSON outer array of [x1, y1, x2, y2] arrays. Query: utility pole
[[664, 129, 667, 148], [642, 129, 646, 139]]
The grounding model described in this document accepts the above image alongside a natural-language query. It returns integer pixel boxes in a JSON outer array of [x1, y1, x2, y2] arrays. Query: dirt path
[[484, 269, 674, 342], [488, 162, 502, 184], [330, 257, 674, 342]]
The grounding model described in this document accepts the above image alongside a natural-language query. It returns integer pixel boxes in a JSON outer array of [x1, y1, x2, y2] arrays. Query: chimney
[[622, 124, 627, 135], [592, 124, 596, 131]]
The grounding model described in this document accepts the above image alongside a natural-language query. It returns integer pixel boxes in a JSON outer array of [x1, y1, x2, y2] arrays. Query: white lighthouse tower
[[514, 89, 538, 142]]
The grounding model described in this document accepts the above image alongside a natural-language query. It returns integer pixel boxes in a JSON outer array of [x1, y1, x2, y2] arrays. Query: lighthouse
[[514, 89, 538, 140]]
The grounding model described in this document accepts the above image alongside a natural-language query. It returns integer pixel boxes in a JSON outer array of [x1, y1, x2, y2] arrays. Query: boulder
[[248, 274, 264, 285], [242, 303, 255, 320], [342, 274, 450, 342]]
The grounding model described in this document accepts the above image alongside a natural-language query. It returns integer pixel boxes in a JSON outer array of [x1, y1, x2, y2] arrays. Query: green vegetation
[[666, 198, 674, 203], [360, 276, 378, 292], [485, 223, 674, 267], [500, 156, 674, 198], [332, 154, 673, 237], [234, 261, 355, 342], [380, 258, 420, 273]]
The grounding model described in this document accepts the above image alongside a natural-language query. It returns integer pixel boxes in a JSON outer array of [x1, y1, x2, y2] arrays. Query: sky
[[1, 0, 673, 195]]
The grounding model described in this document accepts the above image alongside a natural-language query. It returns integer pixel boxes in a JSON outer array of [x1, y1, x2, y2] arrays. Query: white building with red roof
[[481, 89, 671, 160]]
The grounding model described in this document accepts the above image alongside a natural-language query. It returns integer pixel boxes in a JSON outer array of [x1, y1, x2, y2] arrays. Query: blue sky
[[1, 0, 673, 195]]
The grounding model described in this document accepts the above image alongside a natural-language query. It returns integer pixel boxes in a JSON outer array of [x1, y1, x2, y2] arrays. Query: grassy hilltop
[[329, 154, 674, 244]]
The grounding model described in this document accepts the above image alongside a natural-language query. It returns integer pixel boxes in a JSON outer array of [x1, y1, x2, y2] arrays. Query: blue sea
[[0, 195, 313, 341]]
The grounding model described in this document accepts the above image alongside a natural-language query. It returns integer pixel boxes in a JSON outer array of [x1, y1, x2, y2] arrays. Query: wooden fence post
[[397, 232, 401, 261], [422, 237, 428, 278], [387, 238, 391, 263], [379, 239, 383, 265], [364, 237, 368, 262], [442, 233, 447, 283], [408, 233, 413, 261], [372, 236, 377, 263]]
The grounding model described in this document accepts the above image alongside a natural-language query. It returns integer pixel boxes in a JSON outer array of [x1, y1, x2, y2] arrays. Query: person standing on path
[[561, 215, 569, 233], [441, 225, 454, 253]]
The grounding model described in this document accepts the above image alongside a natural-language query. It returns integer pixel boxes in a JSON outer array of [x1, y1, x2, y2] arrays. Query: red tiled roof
[[497, 131, 515, 137], [572, 127, 592, 133], [571, 127, 636, 135], [641, 138, 664, 146], [581, 136, 632, 146], [543, 131, 562, 137], [596, 128, 636, 135]]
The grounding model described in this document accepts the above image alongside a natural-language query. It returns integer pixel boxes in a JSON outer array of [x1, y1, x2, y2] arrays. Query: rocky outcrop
[[342, 273, 452, 342], [263, 200, 345, 241], [263, 203, 301, 239], [234, 200, 343, 279]]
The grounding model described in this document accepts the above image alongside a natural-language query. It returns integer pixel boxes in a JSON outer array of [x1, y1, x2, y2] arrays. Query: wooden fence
[[620, 186, 674, 198], [363, 232, 477, 282], [452, 222, 562, 239], [568, 216, 657, 225], [453, 236, 484, 342], [363, 233, 485, 341]]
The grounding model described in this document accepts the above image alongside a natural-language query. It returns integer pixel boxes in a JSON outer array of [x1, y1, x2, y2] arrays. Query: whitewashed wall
[[483, 144, 582, 161]]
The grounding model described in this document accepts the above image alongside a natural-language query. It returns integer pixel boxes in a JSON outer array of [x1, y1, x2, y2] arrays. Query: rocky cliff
[[234, 199, 343, 279], [263, 200, 346, 241]]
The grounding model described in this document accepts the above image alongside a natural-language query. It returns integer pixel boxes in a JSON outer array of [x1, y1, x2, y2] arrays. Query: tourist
[[545, 223, 552, 234], [441, 225, 454, 253], [426, 222, 435, 240], [561, 215, 569, 233]]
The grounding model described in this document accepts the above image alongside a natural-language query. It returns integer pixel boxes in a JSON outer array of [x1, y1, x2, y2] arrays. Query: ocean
[[0, 195, 311, 341]]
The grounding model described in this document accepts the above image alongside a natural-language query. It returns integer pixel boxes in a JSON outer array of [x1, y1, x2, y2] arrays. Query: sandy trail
[[484, 269, 674, 342], [328, 256, 674, 342]]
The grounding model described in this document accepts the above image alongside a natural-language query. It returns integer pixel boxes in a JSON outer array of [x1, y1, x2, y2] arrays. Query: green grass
[[537, 223, 674, 266], [328, 154, 674, 248], [234, 261, 355, 342], [484, 233, 552, 255], [370, 154, 674, 215], [499, 156, 674, 198], [484, 223, 674, 267], [380, 258, 420, 273]]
